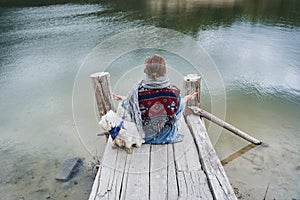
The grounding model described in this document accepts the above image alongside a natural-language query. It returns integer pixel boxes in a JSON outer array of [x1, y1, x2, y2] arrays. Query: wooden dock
[[89, 72, 237, 200], [89, 115, 237, 200]]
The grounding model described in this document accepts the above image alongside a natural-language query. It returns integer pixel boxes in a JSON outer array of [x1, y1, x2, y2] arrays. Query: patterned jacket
[[138, 84, 180, 134]]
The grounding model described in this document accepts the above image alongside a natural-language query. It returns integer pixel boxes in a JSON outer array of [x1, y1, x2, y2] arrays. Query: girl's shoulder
[[169, 84, 180, 94]]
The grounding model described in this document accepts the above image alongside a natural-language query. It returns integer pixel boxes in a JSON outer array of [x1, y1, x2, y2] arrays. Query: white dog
[[98, 110, 145, 154]]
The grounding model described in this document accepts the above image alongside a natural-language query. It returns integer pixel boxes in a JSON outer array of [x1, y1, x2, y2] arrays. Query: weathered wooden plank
[[174, 118, 213, 199], [90, 138, 118, 200], [173, 118, 190, 172], [176, 171, 187, 199], [106, 122, 146, 199], [89, 163, 102, 200], [150, 145, 168, 200], [167, 144, 178, 199], [121, 144, 150, 200], [107, 149, 128, 200], [173, 139, 188, 172], [180, 118, 202, 171], [119, 152, 132, 200], [186, 115, 237, 200], [190, 170, 214, 199], [176, 170, 213, 199]]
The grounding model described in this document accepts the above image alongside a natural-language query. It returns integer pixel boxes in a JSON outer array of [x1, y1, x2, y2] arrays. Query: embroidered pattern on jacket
[[138, 85, 180, 133]]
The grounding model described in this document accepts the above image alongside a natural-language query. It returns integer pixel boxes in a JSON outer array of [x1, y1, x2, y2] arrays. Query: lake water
[[0, 0, 299, 199]]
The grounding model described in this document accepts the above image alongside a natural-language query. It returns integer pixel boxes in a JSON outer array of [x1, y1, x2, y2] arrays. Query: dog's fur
[[98, 110, 144, 153]]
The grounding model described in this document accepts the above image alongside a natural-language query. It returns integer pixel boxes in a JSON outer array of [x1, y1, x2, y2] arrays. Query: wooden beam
[[189, 106, 262, 145]]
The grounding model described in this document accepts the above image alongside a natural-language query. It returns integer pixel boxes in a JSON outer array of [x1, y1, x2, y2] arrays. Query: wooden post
[[189, 106, 262, 145], [183, 74, 201, 108], [90, 72, 116, 118]]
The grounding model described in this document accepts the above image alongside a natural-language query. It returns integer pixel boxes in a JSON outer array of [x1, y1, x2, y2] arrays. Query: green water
[[0, 0, 299, 199]]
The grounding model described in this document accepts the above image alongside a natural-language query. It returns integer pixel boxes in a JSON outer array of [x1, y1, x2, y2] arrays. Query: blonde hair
[[144, 54, 167, 80]]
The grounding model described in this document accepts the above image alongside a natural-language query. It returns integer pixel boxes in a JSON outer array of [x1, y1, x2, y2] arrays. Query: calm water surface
[[0, 0, 299, 199]]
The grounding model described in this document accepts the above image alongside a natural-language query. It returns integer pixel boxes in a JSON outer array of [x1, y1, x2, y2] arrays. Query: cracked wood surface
[[89, 116, 236, 200], [186, 115, 237, 200]]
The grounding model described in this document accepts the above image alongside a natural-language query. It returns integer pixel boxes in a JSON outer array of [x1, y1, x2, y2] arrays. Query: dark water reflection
[[0, 0, 299, 199], [1, 0, 300, 29], [101, 0, 300, 33]]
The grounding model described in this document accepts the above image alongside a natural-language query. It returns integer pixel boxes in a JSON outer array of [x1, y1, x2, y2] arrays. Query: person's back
[[138, 84, 180, 133], [138, 82, 182, 144], [114, 54, 197, 144]]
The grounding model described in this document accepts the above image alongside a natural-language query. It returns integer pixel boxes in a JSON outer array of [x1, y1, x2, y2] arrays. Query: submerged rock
[[55, 157, 82, 182]]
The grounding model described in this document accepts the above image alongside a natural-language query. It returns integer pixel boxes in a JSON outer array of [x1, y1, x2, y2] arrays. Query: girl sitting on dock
[[113, 54, 197, 144]]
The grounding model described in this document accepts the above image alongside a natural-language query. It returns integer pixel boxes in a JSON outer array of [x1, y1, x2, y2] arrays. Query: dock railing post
[[90, 72, 116, 118], [183, 74, 201, 108], [183, 74, 262, 145]]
